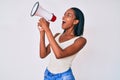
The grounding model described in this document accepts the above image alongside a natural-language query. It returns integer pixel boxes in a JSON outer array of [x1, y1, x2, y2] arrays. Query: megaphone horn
[[30, 2, 56, 22]]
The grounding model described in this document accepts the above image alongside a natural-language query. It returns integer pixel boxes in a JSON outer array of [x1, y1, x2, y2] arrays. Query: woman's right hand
[[38, 26, 44, 32], [37, 20, 45, 32], [38, 18, 50, 32]]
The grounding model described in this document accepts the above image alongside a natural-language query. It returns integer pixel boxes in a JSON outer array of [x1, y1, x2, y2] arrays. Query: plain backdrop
[[0, 0, 120, 80]]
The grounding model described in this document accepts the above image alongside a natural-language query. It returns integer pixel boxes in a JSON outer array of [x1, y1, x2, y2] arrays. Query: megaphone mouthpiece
[[50, 14, 56, 22]]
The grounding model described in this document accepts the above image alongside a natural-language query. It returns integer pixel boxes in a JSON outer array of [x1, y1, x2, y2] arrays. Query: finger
[[39, 18, 43, 21], [37, 22, 39, 26], [37, 22, 41, 27], [38, 26, 41, 29], [38, 26, 44, 31]]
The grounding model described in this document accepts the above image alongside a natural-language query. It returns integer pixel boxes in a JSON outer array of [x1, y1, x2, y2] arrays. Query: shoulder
[[74, 36, 87, 45]]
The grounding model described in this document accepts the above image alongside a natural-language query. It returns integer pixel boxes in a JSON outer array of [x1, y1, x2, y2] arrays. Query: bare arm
[[45, 28, 86, 59], [38, 18, 87, 59], [39, 31, 51, 58], [38, 25, 59, 59], [38, 22, 50, 59]]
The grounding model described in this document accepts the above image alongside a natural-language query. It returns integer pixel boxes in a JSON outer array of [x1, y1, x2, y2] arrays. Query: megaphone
[[30, 1, 56, 22]]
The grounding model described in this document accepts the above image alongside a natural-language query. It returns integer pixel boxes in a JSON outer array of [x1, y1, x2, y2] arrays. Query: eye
[[63, 12, 75, 19], [67, 13, 72, 17]]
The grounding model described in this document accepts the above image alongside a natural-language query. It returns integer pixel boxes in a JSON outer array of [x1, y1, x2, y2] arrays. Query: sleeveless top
[[47, 34, 80, 73]]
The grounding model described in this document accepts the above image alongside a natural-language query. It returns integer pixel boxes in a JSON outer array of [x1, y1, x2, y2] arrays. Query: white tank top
[[47, 34, 80, 73]]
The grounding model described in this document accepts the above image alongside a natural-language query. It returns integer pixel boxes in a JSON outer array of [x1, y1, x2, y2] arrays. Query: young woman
[[38, 7, 87, 80]]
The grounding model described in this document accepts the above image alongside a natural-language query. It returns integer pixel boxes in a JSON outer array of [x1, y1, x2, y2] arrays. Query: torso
[[47, 33, 80, 73]]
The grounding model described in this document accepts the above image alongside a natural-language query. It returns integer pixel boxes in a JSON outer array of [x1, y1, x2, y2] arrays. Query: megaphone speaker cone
[[30, 1, 57, 22], [30, 2, 39, 16]]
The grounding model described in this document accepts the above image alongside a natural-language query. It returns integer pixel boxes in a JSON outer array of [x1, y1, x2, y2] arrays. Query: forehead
[[65, 9, 75, 15]]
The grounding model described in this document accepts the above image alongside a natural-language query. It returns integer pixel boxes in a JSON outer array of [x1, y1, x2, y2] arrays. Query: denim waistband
[[44, 68, 75, 80], [45, 68, 72, 77]]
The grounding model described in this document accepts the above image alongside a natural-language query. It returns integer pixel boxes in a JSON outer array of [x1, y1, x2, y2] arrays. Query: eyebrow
[[64, 12, 73, 15]]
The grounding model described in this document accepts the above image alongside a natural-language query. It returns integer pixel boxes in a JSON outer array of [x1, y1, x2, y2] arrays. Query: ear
[[73, 20, 79, 25]]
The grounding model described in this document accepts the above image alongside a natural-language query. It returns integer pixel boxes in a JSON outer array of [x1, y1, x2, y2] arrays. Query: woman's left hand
[[38, 18, 50, 31]]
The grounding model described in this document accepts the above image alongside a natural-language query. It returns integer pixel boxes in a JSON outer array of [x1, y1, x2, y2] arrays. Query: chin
[[62, 25, 64, 29]]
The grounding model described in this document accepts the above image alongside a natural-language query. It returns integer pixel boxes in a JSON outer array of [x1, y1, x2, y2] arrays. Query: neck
[[64, 28, 75, 36]]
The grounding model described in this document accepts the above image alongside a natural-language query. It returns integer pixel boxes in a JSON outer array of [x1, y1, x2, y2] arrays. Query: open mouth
[[62, 20, 66, 24]]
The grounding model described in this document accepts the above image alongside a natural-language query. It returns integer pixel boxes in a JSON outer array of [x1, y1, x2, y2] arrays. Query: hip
[[44, 68, 75, 80]]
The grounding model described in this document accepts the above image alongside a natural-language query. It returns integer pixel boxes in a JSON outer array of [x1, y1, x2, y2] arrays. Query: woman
[[38, 7, 87, 80]]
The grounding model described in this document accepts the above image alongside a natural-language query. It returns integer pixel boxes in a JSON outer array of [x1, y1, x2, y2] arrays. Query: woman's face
[[62, 9, 76, 30]]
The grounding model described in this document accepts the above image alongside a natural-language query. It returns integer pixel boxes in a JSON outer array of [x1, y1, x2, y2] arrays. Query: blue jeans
[[44, 68, 75, 80]]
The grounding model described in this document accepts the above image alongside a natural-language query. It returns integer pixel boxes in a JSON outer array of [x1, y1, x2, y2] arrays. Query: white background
[[0, 0, 120, 80]]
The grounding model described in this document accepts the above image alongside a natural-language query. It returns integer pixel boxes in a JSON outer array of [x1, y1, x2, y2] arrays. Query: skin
[[38, 9, 87, 59]]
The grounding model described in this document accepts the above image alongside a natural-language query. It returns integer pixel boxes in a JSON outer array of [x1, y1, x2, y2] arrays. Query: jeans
[[44, 68, 75, 80]]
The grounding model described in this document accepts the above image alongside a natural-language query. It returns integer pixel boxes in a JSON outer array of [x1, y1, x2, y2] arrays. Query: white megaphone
[[30, 1, 56, 22]]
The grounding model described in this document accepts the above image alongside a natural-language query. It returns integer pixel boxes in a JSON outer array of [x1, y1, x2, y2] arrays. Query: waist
[[44, 67, 75, 80], [47, 62, 72, 73], [45, 68, 72, 76], [47, 66, 71, 74]]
